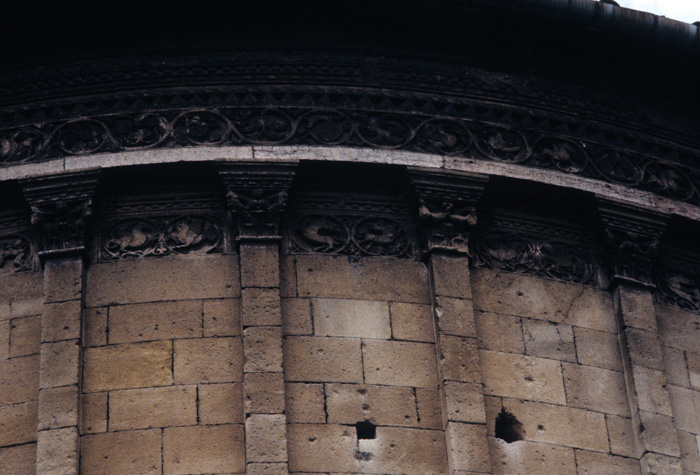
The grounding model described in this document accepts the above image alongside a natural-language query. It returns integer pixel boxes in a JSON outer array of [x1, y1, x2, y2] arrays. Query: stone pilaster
[[598, 197, 682, 475], [220, 163, 296, 475], [410, 168, 492, 475], [22, 172, 98, 475]]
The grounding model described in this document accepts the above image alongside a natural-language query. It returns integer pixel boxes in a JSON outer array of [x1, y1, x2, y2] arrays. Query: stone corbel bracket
[[218, 162, 298, 244], [21, 171, 100, 261], [409, 167, 489, 256], [596, 196, 669, 290]]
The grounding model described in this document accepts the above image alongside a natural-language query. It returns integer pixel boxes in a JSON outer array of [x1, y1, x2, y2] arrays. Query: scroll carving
[[656, 267, 700, 312], [0, 234, 34, 274]]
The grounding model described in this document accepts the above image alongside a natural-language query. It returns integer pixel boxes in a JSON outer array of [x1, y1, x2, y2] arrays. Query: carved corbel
[[596, 197, 668, 289], [21, 172, 99, 260], [409, 168, 488, 256], [218, 163, 297, 243]]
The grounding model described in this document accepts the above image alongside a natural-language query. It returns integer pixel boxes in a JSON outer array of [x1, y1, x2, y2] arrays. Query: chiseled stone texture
[[108, 300, 202, 343], [240, 244, 280, 288], [0, 272, 43, 321], [39, 339, 80, 388], [80, 392, 107, 434], [446, 421, 490, 473], [575, 449, 642, 475], [43, 258, 82, 304], [245, 372, 285, 414], [574, 327, 623, 372], [37, 384, 79, 430], [285, 383, 326, 423], [488, 437, 576, 475], [325, 383, 418, 426], [10, 315, 41, 356], [199, 383, 244, 424], [108, 385, 197, 430], [562, 364, 630, 417], [313, 298, 391, 339], [242, 288, 282, 326], [389, 302, 434, 342], [163, 424, 245, 475], [83, 307, 107, 347], [0, 355, 39, 405], [81, 429, 162, 475], [243, 326, 283, 373], [362, 340, 438, 388], [522, 318, 576, 363], [41, 300, 81, 343], [288, 424, 359, 473], [203, 298, 241, 337], [0, 443, 36, 475], [0, 401, 38, 447], [606, 415, 637, 458], [657, 303, 700, 353], [358, 426, 448, 475], [246, 414, 288, 462], [475, 311, 525, 354], [281, 298, 312, 336], [36, 427, 79, 475], [174, 337, 243, 384], [284, 336, 363, 383]]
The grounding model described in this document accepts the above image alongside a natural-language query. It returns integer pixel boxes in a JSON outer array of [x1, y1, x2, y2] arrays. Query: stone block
[[247, 463, 289, 475], [163, 424, 245, 475], [443, 381, 486, 423], [0, 401, 38, 447], [44, 258, 82, 304], [80, 392, 107, 434], [625, 327, 664, 370], [40, 339, 80, 388], [632, 366, 673, 416], [575, 327, 623, 372], [296, 254, 431, 304], [86, 255, 240, 307], [285, 383, 326, 423], [109, 385, 197, 430], [638, 410, 680, 457], [203, 298, 241, 337], [363, 340, 438, 388], [440, 335, 481, 383], [281, 297, 312, 335], [83, 341, 173, 392], [10, 315, 40, 357], [358, 426, 448, 475], [199, 383, 244, 424], [313, 298, 390, 339], [41, 300, 81, 343], [0, 443, 35, 475], [641, 452, 683, 475], [245, 372, 285, 414], [36, 427, 78, 475], [617, 285, 657, 332], [562, 364, 630, 417], [667, 384, 700, 434], [606, 415, 637, 458], [677, 430, 700, 474], [326, 383, 418, 426], [287, 423, 359, 473], [38, 384, 79, 430], [279, 255, 297, 298], [657, 303, 700, 353], [0, 272, 43, 321], [484, 395, 502, 436], [284, 336, 363, 383], [242, 288, 282, 326], [445, 421, 490, 473], [390, 302, 434, 342], [523, 319, 576, 362], [480, 350, 566, 404], [503, 398, 609, 452], [415, 388, 444, 430], [83, 307, 107, 347], [474, 311, 524, 354], [243, 326, 283, 373], [687, 352, 700, 391], [81, 429, 162, 475], [174, 337, 243, 383], [430, 254, 472, 299], [435, 296, 476, 338], [0, 320, 8, 359], [662, 345, 690, 388], [488, 438, 576, 475], [575, 449, 642, 475], [246, 414, 288, 462], [109, 300, 202, 344], [240, 244, 279, 288], [0, 354, 39, 405]]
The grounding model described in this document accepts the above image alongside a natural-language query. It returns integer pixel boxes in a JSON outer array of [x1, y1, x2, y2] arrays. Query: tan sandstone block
[[444, 381, 486, 423], [203, 298, 241, 337], [109, 385, 197, 430], [44, 258, 82, 304], [80, 392, 107, 434], [0, 272, 43, 321], [575, 327, 623, 372], [416, 388, 444, 430], [245, 372, 285, 414], [10, 315, 40, 356], [296, 255, 430, 303], [440, 335, 481, 382], [109, 300, 202, 344], [0, 401, 38, 447], [42, 300, 81, 343], [667, 384, 700, 434], [83, 341, 173, 392], [431, 254, 471, 299], [480, 350, 566, 404], [288, 424, 359, 473], [174, 337, 242, 383], [562, 364, 630, 417], [617, 285, 657, 332], [281, 297, 312, 335], [0, 320, 8, 359], [686, 352, 700, 391], [663, 345, 690, 388], [677, 430, 700, 473], [163, 424, 245, 475], [313, 298, 390, 339], [240, 244, 280, 288], [435, 296, 476, 338], [484, 395, 502, 436], [40, 339, 80, 388], [242, 288, 282, 326], [199, 383, 244, 424], [488, 438, 576, 475], [390, 302, 434, 342], [36, 427, 78, 475], [244, 326, 283, 373], [657, 303, 700, 353], [247, 462, 289, 475], [284, 336, 363, 383], [85, 255, 240, 307], [363, 340, 438, 388], [641, 452, 683, 475], [358, 426, 447, 475], [326, 383, 418, 426], [0, 354, 39, 405], [279, 255, 297, 298], [285, 383, 326, 423], [0, 443, 36, 475], [83, 307, 107, 347], [81, 429, 162, 475], [606, 415, 637, 458], [38, 384, 79, 430], [474, 311, 524, 353], [638, 410, 681, 457], [633, 366, 673, 416], [446, 421, 490, 473], [246, 414, 288, 462], [575, 449, 642, 475], [523, 319, 576, 362], [625, 327, 664, 370]]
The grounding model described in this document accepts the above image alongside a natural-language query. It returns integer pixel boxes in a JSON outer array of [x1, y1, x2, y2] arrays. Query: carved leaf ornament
[[0, 234, 33, 274]]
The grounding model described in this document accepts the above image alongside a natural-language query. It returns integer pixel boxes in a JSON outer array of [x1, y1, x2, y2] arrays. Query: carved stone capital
[[409, 168, 488, 256], [596, 197, 668, 289], [22, 172, 99, 260], [218, 163, 297, 242]]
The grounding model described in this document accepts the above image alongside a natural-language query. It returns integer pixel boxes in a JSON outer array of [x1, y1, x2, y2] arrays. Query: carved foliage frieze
[[655, 265, 700, 312], [0, 234, 34, 274]]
